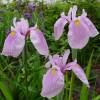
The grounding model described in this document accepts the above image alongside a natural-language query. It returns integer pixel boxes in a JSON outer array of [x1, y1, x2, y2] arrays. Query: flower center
[[10, 31, 15, 37], [51, 68, 56, 76], [74, 19, 80, 26]]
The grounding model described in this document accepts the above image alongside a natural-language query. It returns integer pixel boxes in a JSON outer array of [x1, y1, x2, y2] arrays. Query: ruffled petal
[[62, 49, 70, 64], [68, 18, 90, 49], [2, 31, 25, 57], [54, 12, 68, 40], [66, 62, 90, 87], [30, 28, 49, 56], [41, 67, 64, 99], [80, 16, 99, 37]]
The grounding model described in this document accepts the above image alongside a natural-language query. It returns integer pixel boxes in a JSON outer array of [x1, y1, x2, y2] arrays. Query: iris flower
[[41, 50, 89, 99], [54, 5, 99, 49], [1, 18, 49, 57]]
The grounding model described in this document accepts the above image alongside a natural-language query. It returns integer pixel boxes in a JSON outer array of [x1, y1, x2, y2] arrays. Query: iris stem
[[68, 49, 77, 100], [65, 72, 68, 99], [22, 43, 28, 99]]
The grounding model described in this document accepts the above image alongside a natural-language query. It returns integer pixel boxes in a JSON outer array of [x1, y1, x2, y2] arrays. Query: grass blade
[[80, 50, 94, 100], [0, 81, 13, 100]]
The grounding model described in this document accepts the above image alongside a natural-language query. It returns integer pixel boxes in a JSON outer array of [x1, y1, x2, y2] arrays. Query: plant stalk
[[68, 49, 77, 100], [22, 43, 28, 99]]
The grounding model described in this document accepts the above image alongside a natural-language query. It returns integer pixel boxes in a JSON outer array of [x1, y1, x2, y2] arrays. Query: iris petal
[[41, 67, 64, 99], [54, 12, 68, 40], [2, 31, 25, 57], [30, 28, 49, 56]]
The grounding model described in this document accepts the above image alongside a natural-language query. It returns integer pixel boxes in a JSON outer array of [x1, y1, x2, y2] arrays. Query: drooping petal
[[80, 16, 99, 37], [54, 12, 68, 40], [62, 49, 70, 64], [68, 18, 90, 49], [1, 31, 25, 57], [30, 28, 49, 56], [66, 62, 90, 87], [41, 67, 64, 99]]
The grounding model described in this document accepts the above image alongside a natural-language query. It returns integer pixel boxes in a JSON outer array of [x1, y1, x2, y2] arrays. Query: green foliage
[[80, 51, 94, 100]]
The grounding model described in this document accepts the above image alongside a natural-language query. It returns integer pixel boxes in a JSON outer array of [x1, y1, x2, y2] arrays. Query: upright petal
[[41, 67, 64, 99], [45, 61, 51, 68], [66, 62, 90, 87], [2, 31, 25, 57], [54, 12, 68, 40], [68, 18, 90, 49], [62, 49, 70, 64], [15, 18, 29, 36], [67, 7, 72, 22], [30, 28, 49, 56], [72, 5, 77, 20], [80, 16, 99, 37]]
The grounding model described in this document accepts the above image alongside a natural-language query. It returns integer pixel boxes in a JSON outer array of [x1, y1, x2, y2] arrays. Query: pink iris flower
[[54, 5, 99, 49], [1, 18, 49, 57], [41, 50, 89, 99]]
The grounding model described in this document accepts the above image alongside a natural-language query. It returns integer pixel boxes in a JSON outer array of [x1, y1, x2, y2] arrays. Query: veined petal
[[16, 18, 29, 36], [41, 67, 64, 99], [30, 28, 49, 56], [66, 62, 90, 87], [62, 49, 70, 64], [54, 12, 68, 40], [68, 18, 90, 49], [80, 16, 99, 37], [2, 31, 25, 57]]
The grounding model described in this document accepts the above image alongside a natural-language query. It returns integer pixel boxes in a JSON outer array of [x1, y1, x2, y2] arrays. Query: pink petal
[[62, 49, 70, 64], [68, 18, 90, 49], [41, 67, 64, 99], [45, 61, 51, 68], [2, 32, 25, 57], [30, 28, 49, 56], [72, 5, 77, 20], [67, 7, 73, 22], [66, 62, 90, 87], [80, 16, 99, 37], [15, 18, 29, 36], [54, 12, 68, 40]]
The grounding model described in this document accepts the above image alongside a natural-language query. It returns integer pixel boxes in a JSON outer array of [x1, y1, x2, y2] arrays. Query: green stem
[[65, 72, 68, 99], [22, 43, 28, 99], [68, 49, 77, 100]]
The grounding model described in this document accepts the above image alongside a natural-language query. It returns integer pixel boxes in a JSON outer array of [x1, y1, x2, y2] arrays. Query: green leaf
[[0, 81, 13, 100], [93, 95, 100, 100], [80, 51, 94, 100]]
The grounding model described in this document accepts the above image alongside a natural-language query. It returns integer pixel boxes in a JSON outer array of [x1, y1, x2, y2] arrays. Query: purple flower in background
[[23, 12, 32, 20], [28, 2, 35, 12], [1, 18, 49, 57], [54, 5, 99, 49], [41, 50, 89, 99]]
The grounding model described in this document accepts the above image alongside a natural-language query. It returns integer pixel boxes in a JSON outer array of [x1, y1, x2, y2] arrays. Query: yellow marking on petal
[[10, 31, 15, 37], [51, 68, 56, 76], [74, 19, 80, 26]]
